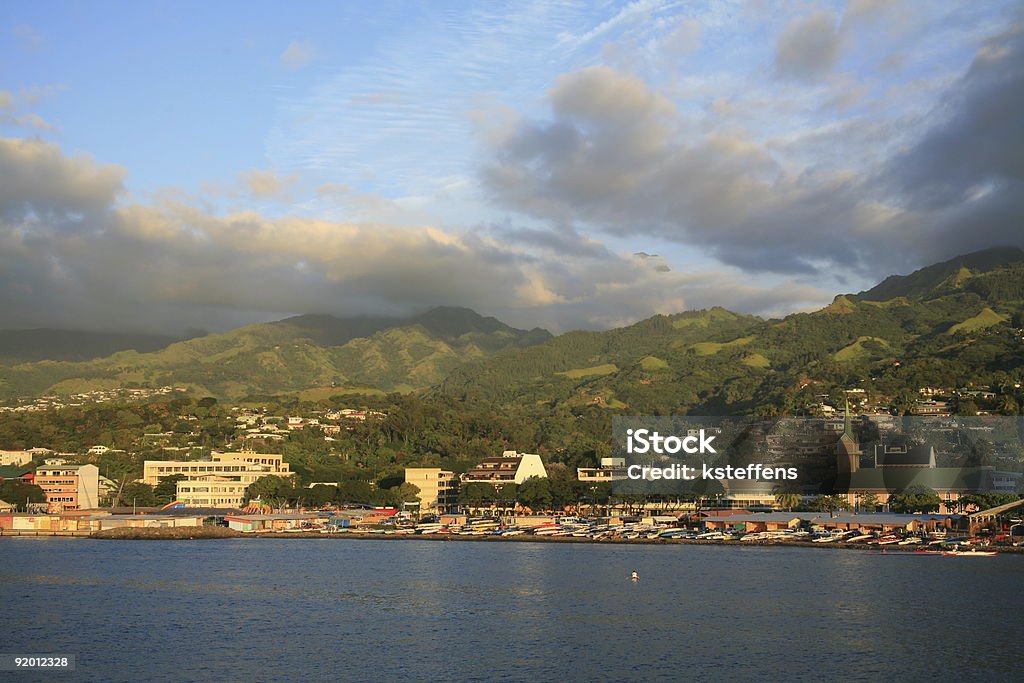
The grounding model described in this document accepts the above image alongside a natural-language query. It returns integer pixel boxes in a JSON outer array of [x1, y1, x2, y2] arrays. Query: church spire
[[836, 393, 859, 475], [843, 394, 853, 441]]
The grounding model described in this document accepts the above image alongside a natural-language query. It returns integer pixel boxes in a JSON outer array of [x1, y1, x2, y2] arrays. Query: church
[[834, 402, 1018, 512]]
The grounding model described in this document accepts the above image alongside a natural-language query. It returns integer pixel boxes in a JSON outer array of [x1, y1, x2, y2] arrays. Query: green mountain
[[855, 246, 1024, 301], [0, 329, 178, 365], [4, 251, 1024, 411], [0, 307, 552, 400], [442, 252, 1024, 415]]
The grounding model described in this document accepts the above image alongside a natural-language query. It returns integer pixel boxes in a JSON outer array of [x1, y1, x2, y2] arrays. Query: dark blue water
[[1, 538, 1022, 682]]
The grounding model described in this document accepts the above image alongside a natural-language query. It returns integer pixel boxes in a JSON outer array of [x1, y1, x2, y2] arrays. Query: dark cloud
[[774, 10, 844, 82], [481, 24, 1024, 280], [0, 137, 829, 334], [483, 67, 887, 275], [881, 24, 1024, 263]]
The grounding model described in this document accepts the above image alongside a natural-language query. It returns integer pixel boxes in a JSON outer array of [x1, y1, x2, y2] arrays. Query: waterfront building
[[404, 468, 460, 513], [0, 512, 204, 532], [142, 451, 293, 508], [224, 513, 319, 533], [836, 423, 1018, 512], [35, 463, 100, 511], [462, 450, 547, 485]]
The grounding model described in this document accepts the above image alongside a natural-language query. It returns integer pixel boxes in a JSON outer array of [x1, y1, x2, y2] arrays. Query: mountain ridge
[[2, 251, 1023, 407]]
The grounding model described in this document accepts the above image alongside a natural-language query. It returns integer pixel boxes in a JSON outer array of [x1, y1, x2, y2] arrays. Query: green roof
[[848, 467, 993, 493], [0, 466, 33, 479]]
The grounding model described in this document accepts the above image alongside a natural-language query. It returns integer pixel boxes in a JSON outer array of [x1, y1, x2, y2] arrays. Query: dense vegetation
[[0, 307, 551, 399], [1, 249, 1024, 506]]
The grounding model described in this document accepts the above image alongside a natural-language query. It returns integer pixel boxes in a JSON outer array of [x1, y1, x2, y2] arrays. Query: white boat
[[847, 534, 872, 543], [942, 549, 998, 557]]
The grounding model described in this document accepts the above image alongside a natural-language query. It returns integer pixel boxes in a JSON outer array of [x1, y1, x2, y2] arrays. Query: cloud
[[0, 136, 829, 334], [281, 40, 315, 69], [774, 10, 844, 82], [483, 66, 886, 274], [0, 137, 123, 219], [880, 22, 1024, 263], [239, 169, 298, 198], [481, 20, 1024, 280], [10, 25, 45, 52], [0, 88, 59, 132]]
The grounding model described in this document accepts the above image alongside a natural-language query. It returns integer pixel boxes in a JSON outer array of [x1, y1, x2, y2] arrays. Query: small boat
[[942, 549, 998, 557]]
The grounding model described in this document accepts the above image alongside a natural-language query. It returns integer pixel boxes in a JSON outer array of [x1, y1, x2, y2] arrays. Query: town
[[2, 398, 1022, 551]]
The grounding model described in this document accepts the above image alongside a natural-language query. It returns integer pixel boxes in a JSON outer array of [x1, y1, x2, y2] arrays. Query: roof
[[714, 512, 806, 523], [0, 466, 32, 479], [849, 466, 993, 492], [874, 445, 934, 467], [717, 512, 957, 525], [225, 514, 318, 521], [84, 514, 204, 521]]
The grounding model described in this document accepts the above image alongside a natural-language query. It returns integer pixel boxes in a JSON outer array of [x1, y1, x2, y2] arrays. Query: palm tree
[[773, 483, 801, 511]]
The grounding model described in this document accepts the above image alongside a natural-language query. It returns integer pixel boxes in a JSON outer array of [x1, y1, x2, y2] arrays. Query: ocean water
[[1, 538, 1022, 682]]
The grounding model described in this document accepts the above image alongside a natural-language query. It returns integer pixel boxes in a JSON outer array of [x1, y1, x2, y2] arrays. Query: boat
[[942, 549, 998, 557]]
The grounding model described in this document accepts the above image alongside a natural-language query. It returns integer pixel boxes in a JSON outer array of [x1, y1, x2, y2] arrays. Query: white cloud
[[281, 40, 315, 69]]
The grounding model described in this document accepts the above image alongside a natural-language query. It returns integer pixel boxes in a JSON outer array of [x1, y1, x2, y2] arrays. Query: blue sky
[[1, 1, 1022, 333]]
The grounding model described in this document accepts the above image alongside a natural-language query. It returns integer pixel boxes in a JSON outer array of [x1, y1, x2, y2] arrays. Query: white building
[[577, 457, 627, 482], [0, 450, 33, 467], [462, 450, 547, 485], [142, 451, 293, 508]]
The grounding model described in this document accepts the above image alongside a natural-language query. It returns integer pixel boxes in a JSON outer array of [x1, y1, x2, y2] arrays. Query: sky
[[1, 0, 1022, 335]]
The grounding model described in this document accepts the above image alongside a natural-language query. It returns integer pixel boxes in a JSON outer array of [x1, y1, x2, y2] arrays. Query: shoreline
[[3, 527, 1022, 553]]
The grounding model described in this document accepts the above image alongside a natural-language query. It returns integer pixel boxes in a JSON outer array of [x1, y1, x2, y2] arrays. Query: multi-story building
[[462, 450, 547, 485], [577, 457, 627, 482], [142, 451, 293, 508], [404, 468, 460, 513], [35, 463, 100, 511], [0, 450, 34, 467]]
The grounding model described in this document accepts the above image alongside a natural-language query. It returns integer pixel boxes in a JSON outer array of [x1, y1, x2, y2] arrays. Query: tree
[[306, 484, 338, 507], [458, 482, 495, 509], [245, 475, 294, 503], [958, 492, 1020, 512], [889, 485, 941, 513], [965, 439, 994, 467], [493, 483, 518, 509], [517, 476, 553, 511], [858, 491, 880, 512], [393, 482, 421, 505], [0, 480, 46, 506], [773, 483, 801, 511], [546, 464, 583, 510], [118, 482, 158, 507], [337, 480, 374, 504], [154, 474, 186, 504]]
